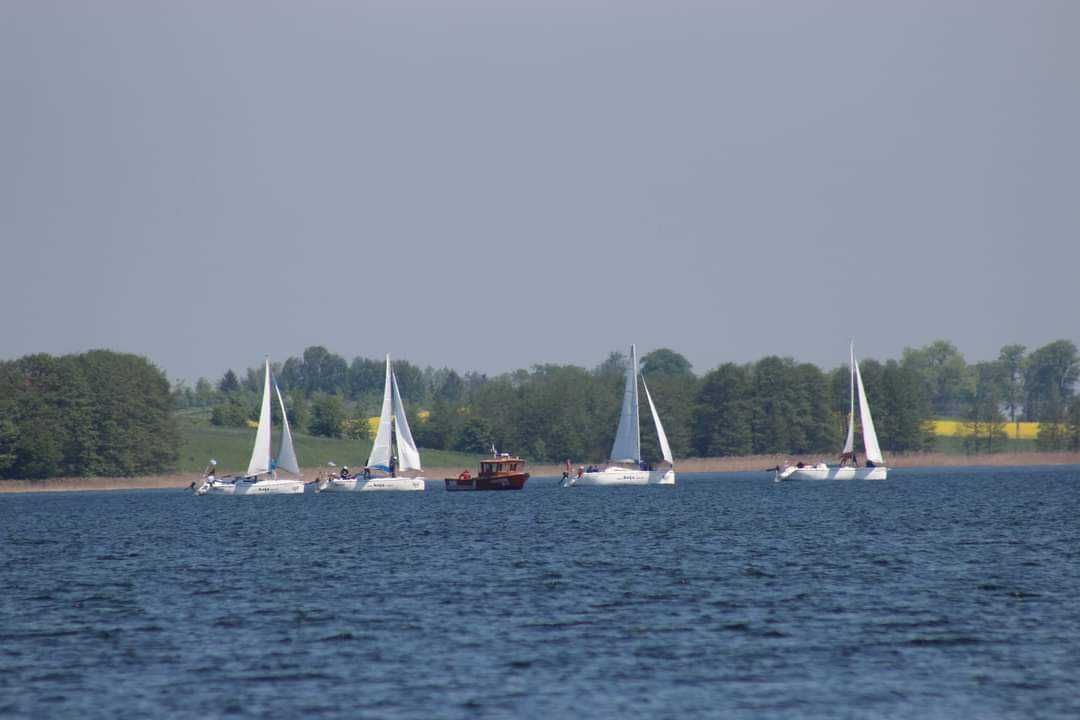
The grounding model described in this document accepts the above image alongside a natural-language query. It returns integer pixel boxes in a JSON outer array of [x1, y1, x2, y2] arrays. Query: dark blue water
[[2, 467, 1079, 719]]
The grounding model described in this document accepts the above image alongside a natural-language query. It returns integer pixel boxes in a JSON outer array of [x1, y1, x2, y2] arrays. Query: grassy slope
[[175, 410, 1051, 475], [176, 415, 480, 474]]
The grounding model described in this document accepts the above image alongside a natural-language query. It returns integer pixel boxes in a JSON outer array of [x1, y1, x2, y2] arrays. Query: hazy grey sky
[[3, 1, 1077, 383]]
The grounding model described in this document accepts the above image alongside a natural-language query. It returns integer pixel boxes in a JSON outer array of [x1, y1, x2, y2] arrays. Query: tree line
[[2, 340, 1077, 480], [176, 338, 1080, 462], [0, 351, 178, 479]]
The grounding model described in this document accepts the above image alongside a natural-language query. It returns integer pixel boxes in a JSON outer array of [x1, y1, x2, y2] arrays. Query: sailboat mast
[[388, 355, 396, 477], [841, 342, 855, 457], [632, 344, 640, 457], [390, 388, 397, 478], [268, 361, 274, 476], [849, 342, 855, 426]]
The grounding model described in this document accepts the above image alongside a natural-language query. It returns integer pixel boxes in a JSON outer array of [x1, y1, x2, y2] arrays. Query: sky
[[2, 0, 1078, 383]]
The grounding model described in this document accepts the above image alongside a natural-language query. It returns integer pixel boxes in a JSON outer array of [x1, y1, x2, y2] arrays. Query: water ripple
[[1, 469, 1080, 718]]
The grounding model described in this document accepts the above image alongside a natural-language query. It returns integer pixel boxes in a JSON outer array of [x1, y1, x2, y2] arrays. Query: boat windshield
[[481, 461, 521, 475]]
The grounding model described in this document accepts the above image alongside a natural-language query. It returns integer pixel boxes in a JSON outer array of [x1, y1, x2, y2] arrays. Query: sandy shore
[[3, 452, 1079, 493]]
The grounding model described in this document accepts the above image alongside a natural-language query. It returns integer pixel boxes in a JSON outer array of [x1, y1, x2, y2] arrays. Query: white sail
[[274, 382, 300, 475], [367, 354, 394, 470], [641, 375, 673, 464], [609, 344, 641, 463], [854, 354, 884, 464], [245, 359, 274, 477], [391, 370, 422, 471], [842, 342, 855, 456]]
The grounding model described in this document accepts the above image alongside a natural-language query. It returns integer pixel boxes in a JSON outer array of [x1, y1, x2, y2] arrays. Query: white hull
[[196, 478, 235, 495], [319, 477, 425, 492], [572, 467, 675, 486], [776, 465, 887, 481], [199, 477, 305, 495]]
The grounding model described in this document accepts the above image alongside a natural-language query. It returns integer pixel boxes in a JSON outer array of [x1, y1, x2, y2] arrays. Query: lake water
[[2, 467, 1079, 719]]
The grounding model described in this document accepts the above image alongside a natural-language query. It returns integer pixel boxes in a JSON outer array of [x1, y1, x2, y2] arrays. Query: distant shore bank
[[3, 452, 1079, 494]]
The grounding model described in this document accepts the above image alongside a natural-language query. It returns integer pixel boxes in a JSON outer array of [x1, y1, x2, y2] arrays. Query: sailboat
[[320, 354, 425, 492], [776, 342, 888, 481], [197, 359, 305, 495], [571, 344, 676, 486]]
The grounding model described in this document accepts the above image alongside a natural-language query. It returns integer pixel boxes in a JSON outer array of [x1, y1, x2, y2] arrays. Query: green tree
[[693, 363, 752, 456], [416, 400, 459, 450], [749, 356, 796, 454], [456, 416, 497, 454], [435, 370, 465, 404], [76, 350, 178, 475], [640, 372, 697, 460], [211, 401, 249, 427], [218, 369, 241, 394], [1065, 398, 1080, 452], [171, 379, 195, 409], [792, 361, 837, 454], [194, 377, 216, 406], [286, 346, 349, 396], [593, 351, 627, 381], [901, 340, 972, 417], [286, 391, 308, 432], [1035, 404, 1067, 451], [347, 357, 384, 399], [310, 394, 346, 438], [392, 360, 426, 405], [996, 344, 1026, 432], [962, 363, 1007, 454], [8, 353, 98, 477], [0, 363, 21, 476], [640, 348, 693, 378], [875, 360, 933, 452], [1024, 340, 1079, 422]]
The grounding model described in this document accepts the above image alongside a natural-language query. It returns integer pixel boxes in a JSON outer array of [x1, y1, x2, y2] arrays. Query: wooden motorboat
[[445, 453, 529, 491]]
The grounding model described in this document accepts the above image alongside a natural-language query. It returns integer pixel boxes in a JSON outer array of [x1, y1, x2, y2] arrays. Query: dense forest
[[0, 351, 177, 479], [173, 339, 1080, 464], [2, 340, 1077, 479]]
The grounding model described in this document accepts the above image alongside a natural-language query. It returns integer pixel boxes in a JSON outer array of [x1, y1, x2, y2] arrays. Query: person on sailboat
[[389, 455, 396, 477], [340, 466, 350, 479]]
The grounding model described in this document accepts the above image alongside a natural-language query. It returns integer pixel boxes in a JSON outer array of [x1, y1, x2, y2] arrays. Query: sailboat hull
[[320, 477, 425, 492], [778, 465, 888, 481], [234, 478, 305, 494], [574, 468, 675, 486], [196, 478, 234, 495], [199, 477, 304, 495]]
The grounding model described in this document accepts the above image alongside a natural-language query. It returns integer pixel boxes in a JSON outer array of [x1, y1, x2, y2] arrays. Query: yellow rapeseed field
[[365, 410, 430, 436], [932, 419, 1039, 439]]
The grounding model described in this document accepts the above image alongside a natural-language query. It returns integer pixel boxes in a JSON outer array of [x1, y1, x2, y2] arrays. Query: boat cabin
[[480, 455, 524, 477]]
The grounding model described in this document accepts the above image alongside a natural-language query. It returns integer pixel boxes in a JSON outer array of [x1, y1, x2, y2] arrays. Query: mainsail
[[641, 376, 673, 464], [854, 354, 884, 464], [842, 342, 855, 456], [245, 359, 274, 477], [609, 344, 641, 463], [367, 355, 394, 471], [274, 381, 300, 475]]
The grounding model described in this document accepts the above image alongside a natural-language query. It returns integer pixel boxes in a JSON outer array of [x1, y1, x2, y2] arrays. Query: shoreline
[[2, 451, 1079, 493]]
